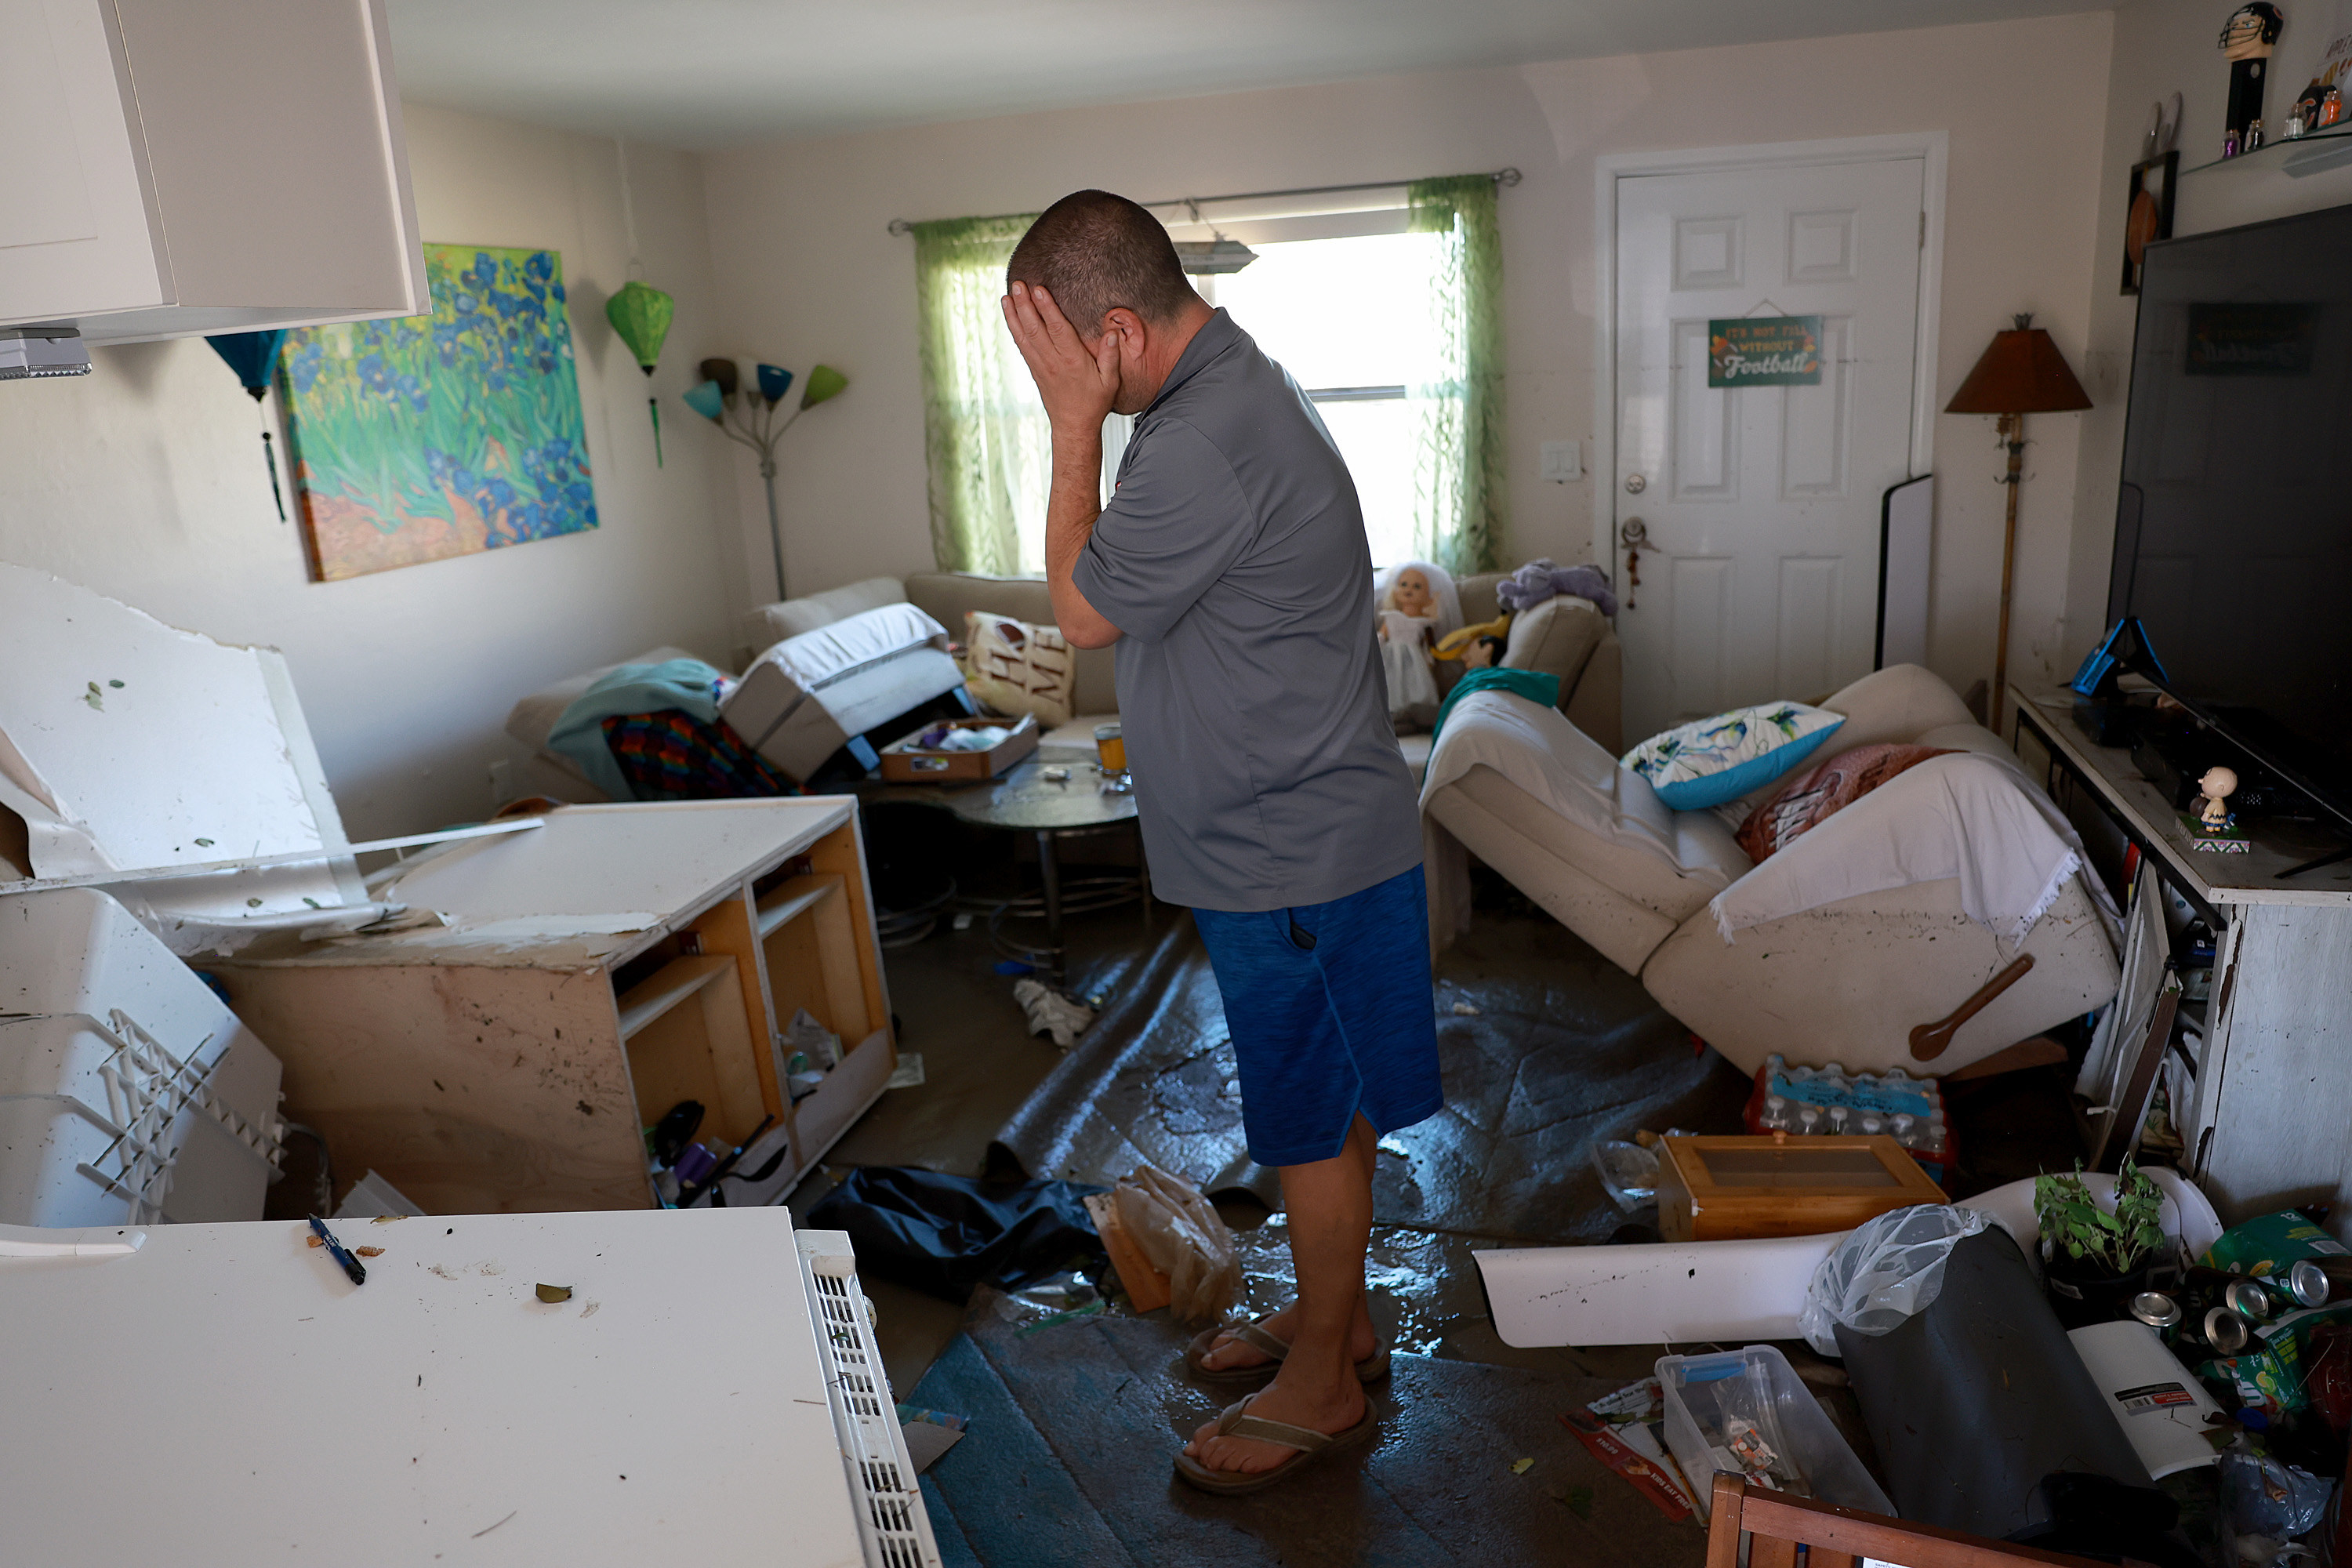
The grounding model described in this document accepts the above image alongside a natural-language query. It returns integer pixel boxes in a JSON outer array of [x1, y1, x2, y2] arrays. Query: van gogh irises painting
[[280, 244, 597, 580]]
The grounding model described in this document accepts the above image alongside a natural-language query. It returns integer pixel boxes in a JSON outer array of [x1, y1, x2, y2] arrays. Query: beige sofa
[[1421, 664, 2122, 1077], [746, 569, 1624, 768], [505, 568, 1624, 800]]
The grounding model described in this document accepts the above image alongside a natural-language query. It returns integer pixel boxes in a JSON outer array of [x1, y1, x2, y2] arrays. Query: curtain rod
[[884, 167, 1519, 236]]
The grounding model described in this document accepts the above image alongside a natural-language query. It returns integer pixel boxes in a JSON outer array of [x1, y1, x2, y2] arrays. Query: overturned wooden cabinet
[[211, 799, 895, 1214]]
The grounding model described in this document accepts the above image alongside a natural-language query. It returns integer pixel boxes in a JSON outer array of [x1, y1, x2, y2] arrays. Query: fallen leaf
[[355, 1246, 384, 1258], [1563, 1484, 1594, 1518], [194, 838, 214, 848], [1512, 1457, 1534, 1475], [537, 1283, 574, 1304], [306, 1235, 325, 1247], [246, 898, 263, 908], [371, 1215, 407, 1224], [107, 679, 123, 688]]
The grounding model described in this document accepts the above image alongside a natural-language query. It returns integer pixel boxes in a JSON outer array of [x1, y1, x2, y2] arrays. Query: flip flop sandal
[[1173, 1392, 1380, 1495], [1184, 1318, 1391, 1386]]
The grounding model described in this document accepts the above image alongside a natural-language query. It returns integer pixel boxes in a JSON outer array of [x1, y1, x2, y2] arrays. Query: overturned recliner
[[1420, 665, 2122, 1077]]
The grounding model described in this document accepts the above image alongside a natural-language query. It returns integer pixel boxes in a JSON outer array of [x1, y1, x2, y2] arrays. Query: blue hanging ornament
[[208, 331, 290, 523]]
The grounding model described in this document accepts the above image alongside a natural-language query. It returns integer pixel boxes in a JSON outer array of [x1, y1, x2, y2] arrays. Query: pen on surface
[[309, 1215, 367, 1287]]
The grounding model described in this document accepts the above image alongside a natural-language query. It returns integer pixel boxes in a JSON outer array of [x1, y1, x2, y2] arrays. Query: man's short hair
[[1008, 190, 1198, 336]]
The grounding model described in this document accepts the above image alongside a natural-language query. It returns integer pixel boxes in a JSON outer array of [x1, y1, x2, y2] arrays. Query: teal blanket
[[548, 658, 729, 802], [1431, 666, 1561, 742]]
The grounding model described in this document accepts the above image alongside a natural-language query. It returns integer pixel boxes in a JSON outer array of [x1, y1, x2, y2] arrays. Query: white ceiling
[[387, 0, 2108, 151]]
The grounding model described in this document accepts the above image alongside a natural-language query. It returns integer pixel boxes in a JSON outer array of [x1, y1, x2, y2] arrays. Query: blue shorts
[[1192, 866, 1443, 1167]]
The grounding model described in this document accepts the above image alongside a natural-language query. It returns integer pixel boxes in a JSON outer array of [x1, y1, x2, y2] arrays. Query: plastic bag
[[1112, 1163, 1241, 1324], [2220, 1450, 2332, 1542], [804, 1165, 1104, 1302], [1799, 1203, 1987, 1355]]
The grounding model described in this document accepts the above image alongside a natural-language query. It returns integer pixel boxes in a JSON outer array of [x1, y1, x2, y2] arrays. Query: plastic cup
[[1094, 724, 1126, 773]]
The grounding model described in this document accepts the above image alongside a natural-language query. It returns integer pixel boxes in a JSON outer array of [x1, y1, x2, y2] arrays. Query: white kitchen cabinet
[[0, 0, 425, 343]]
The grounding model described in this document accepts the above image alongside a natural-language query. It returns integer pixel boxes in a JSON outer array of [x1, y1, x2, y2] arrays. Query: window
[[913, 174, 1503, 580], [1198, 231, 1444, 571]]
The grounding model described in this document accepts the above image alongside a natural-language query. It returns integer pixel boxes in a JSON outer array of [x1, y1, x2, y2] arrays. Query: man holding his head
[[1000, 190, 1441, 1494]]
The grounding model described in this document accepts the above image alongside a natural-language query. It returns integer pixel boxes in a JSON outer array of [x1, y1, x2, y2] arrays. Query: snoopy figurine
[[2196, 765, 2238, 832]]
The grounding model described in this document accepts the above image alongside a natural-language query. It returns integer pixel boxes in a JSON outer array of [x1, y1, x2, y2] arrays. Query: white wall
[[2066, 0, 2352, 665], [701, 12, 2114, 701], [0, 104, 740, 840]]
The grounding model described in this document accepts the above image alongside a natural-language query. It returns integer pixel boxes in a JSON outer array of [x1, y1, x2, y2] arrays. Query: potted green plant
[[2034, 1156, 2169, 1330]]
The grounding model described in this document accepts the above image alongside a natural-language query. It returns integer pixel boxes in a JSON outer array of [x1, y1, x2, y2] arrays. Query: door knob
[[1618, 517, 1649, 549], [1624, 472, 1647, 494]]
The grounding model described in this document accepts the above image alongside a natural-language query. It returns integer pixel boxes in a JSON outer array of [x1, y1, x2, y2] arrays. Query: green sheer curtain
[[913, 214, 1045, 575], [1407, 175, 1507, 575]]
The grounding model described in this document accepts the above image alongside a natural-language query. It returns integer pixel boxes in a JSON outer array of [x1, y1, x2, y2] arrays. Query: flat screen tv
[[2107, 200, 2352, 830]]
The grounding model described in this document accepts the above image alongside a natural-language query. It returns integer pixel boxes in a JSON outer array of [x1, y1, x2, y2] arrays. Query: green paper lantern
[[605, 281, 674, 370], [605, 281, 677, 465], [800, 364, 849, 409]]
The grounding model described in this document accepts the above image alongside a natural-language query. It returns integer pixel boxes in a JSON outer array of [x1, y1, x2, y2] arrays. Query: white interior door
[[1613, 158, 1926, 742]]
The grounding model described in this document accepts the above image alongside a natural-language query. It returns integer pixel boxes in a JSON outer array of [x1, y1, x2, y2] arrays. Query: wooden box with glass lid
[[209, 799, 894, 1214]]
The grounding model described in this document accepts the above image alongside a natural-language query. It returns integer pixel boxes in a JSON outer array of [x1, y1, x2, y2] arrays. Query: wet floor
[[817, 884, 2076, 1565]]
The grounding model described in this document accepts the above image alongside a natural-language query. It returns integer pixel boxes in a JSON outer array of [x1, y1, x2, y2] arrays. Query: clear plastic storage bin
[[1655, 1344, 1893, 1514]]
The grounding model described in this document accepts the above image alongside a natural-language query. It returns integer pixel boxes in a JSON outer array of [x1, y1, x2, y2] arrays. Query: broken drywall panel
[[0, 564, 352, 935], [1476, 1232, 1843, 1347]]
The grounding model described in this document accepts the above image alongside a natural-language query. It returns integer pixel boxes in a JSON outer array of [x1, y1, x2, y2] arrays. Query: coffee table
[[862, 751, 1147, 982]]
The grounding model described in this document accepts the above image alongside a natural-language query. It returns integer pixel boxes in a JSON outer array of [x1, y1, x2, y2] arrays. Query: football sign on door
[[1614, 158, 1926, 742]]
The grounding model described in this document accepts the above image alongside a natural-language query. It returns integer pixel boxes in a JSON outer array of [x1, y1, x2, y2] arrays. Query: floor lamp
[[684, 360, 851, 603], [1944, 313, 2090, 735]]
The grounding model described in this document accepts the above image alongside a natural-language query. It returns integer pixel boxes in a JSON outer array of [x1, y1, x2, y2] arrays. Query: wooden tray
[[1656, 1134, 1947, 1242], [877, 713, 1038, 782]]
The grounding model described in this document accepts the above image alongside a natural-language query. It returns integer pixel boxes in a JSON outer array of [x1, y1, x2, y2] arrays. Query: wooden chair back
[[1704, 1474, 2115, 1568]]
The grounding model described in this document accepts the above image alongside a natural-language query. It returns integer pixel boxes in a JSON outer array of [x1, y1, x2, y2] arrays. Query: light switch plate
[[1541, 440, 1582, 482]]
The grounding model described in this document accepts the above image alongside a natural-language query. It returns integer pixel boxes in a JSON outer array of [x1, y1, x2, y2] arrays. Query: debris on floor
[[805, 1164, 1103, 1302], [1011, 978, 1095, 1048]]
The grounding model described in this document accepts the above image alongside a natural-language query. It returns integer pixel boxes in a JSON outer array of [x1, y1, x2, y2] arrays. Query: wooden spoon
[[1909, 953, 2035, 1062]]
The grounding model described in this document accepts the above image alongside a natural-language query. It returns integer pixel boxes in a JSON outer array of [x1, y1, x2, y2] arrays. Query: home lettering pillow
[[964, 612, 1075, 729], [1621, 702, 1846, 811]]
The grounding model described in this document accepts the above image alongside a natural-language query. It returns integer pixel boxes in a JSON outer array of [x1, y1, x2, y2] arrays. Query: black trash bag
[[1838, 1229, 2199, 1568], [807, 1165, 1104, 1303]]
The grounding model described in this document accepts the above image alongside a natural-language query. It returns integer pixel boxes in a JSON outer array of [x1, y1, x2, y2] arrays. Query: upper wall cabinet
[[0, 0, 426, 343]]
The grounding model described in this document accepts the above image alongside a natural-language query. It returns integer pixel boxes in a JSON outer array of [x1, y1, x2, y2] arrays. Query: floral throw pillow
[[1621, 702, 1846, 811]]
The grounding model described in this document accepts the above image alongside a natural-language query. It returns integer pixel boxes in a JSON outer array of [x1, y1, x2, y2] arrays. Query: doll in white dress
[[1375, 563, 1457, 731]]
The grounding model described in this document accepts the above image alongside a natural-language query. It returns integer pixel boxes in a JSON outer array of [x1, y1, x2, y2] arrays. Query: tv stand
[[2283, 843, 2352, 880], [2013, 688, 2352, 1240]]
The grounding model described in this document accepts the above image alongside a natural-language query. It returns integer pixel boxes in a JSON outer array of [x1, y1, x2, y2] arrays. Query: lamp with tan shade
[[1944, 314, 2091, 733]]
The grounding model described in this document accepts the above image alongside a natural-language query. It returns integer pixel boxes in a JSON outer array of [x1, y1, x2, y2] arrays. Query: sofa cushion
[[1456, 572, 1507, 626], [1503, 595, 1605, 694], [745, 575, 907, 648], [1623, 702, 1846, 811], [506, 644, 702, 760], [906, 572, 1117, 715], [1819, 663, 1976, 753]]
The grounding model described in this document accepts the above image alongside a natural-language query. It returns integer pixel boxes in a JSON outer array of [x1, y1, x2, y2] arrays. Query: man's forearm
[[1045, 422, 1123, 648]]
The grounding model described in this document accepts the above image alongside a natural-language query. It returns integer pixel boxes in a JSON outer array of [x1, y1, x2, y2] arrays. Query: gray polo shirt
[[1071, 309, 1421, 913]]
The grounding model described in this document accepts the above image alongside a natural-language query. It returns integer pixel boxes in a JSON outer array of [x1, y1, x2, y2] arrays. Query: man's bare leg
[[1185, 1114, 1379, 1475]]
